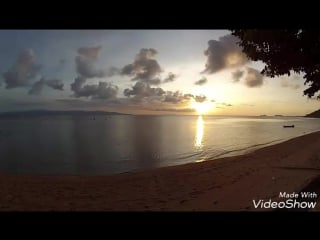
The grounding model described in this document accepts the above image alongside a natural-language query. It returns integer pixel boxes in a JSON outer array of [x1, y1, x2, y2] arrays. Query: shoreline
[[1, 131, 320, 211]]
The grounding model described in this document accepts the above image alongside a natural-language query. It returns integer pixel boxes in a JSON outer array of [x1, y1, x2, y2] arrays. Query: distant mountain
[[0, 110, 130, 118], [305, 109, 320, 118]]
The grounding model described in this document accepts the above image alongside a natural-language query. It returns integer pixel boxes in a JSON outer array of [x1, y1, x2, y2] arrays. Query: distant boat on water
[[283, 125, 294, 128]]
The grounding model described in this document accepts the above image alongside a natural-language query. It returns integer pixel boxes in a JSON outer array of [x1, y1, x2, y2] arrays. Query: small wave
[[202, 138, 288, 160], [175, 151, 204, 160]]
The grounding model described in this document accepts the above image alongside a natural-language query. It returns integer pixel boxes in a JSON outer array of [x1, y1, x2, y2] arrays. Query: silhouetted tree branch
[[230, 30, 320, 99]]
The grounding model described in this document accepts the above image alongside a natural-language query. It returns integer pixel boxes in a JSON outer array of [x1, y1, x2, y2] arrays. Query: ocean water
[[0, 115, 319, 175]]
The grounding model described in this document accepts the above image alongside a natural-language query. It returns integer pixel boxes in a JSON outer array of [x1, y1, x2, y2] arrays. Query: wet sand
[[1, 131, 320, 211]]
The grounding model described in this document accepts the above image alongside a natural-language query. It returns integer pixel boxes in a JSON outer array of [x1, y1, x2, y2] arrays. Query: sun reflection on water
[[195, 115, 204, 148]]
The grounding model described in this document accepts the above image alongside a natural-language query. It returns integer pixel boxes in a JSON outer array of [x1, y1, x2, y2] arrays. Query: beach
[[1, 131, 320, 211]]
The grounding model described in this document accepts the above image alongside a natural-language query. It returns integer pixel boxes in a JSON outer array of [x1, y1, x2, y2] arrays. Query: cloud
[[46, 79, 64, 90], [162, 92, 207, 104], [78, 46, 102, 61], [244, 67, 264, 87], [75, 57, 105, 79], [121, 48, 162, 85], [163, 91, 184, 103], [28, 78, 45, 95], [202, 35, 248, 74], [70, 46, 119, 100], [217, 102, 232, 107], [71, 76, 86, 93], [194, 76, 207, 86], [162, 93, 207, 104], [119, 48, 177, 87], [232, 69, 244, 82], [28, 78, 64, 95], [72, 81, 118, 99], [194, 95, 207, 103], [3, 49, 41, 89], [280, 77, 300, 90], [163, 72, 177, 83], [123, 81, 165, 99], [74, 46, 107, 78], [123, 82, 207, 106], [106, 67, 120, 77], [184, 93, 194, 100]]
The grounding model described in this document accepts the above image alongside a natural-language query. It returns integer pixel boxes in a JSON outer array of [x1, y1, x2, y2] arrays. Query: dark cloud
[[203, 35, 248, 74], [72, 81, 118, 99], [244, 67, 264, 88], [163, 72, 177, 83], [162, 93, 208, 104], [28, 78, 45, 95], [147, 78, 161, 85], [183, 93, 194, 100], [121, 48, 162, 85], [28, 78, 64, 95], [194, 95, 207, 103], [120, 48, 178, 88], [123, 82, 207, 106], [46, 79, 64, 90], [78, 46, 102, 61], [75, 56, 105, 78], [163, 91, 184, 103], [123, 81, 165, 99], [71, 46, 119, 100], [75, 46, 106, 78], [71, 76, 86, 93], [3, 49, 41, 89], [232, 69, 244, 82], [194, 76, 207, 85], [163, 93, 208, 104]]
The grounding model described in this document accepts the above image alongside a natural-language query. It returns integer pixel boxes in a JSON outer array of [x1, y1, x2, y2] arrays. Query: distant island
[[305, 109, 320, 118], [0, 110, 130, 118]]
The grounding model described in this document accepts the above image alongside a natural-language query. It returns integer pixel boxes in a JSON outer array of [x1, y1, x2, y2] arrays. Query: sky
[[0, 29, 319, 116]]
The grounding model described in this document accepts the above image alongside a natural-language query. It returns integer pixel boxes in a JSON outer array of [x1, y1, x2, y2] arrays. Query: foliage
[[231, 30, 320, 98]]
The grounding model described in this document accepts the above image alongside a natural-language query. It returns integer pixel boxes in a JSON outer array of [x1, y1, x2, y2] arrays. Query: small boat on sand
[[283, 125, 294, 128]]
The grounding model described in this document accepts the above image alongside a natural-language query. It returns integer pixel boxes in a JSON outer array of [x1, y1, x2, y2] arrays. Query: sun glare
[[191, 101, 213, 115], [195, 115, 204, 148]]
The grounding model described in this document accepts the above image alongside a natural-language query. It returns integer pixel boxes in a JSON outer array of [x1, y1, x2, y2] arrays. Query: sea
[[0, 115, 319, 175]]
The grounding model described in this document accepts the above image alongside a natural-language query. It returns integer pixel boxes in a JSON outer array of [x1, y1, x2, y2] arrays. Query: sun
[[191, 101, 213, 115]]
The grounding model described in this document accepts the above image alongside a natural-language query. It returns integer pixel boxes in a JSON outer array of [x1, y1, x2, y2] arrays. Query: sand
[[1, 131, 320, 211]]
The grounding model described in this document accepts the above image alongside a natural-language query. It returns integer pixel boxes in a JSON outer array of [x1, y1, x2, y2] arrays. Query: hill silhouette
[[0, 110, 129, 118], [305, 109, 320, 118]]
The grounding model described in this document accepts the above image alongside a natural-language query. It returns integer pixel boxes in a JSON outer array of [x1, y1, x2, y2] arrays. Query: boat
[[283, 125, 294, 128]]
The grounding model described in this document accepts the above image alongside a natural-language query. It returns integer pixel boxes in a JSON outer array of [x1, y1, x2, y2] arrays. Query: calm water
[[0, 115, 320, 175]]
